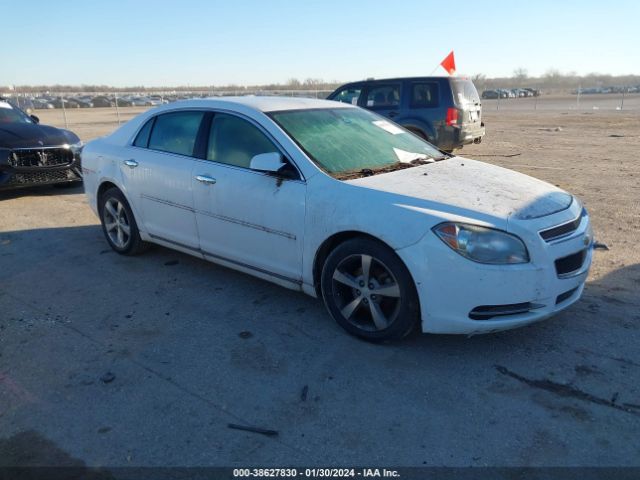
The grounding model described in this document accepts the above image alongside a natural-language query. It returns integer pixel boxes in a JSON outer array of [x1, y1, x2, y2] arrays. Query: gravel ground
[[1, 99, 639, 469]]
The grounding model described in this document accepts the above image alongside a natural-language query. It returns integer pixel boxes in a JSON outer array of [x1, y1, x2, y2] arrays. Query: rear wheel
[[321, 238, 419, 342], [406, 128, 429, 141], [99, 187, 148, 255]]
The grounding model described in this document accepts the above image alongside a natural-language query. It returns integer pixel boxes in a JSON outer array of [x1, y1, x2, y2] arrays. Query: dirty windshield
[[270, 107, 444, 179]]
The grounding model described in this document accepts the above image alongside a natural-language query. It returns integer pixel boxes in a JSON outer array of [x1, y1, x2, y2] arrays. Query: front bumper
[[396, 208, 593, 334], [0, 148, 82, 190]]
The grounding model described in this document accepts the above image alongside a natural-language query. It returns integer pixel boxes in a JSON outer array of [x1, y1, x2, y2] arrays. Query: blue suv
[[328, 77, 485, 152]]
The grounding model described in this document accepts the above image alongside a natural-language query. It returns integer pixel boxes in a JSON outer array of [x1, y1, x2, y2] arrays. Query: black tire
[[320, 237, 420, 342], [407, 128, 431, 143], [99, 187, 148, 255]]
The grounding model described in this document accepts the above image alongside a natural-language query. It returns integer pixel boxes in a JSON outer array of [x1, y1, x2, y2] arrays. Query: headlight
[[433, 223, 529, 264]]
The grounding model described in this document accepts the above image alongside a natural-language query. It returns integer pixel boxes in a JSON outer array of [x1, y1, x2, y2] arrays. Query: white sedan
[[82, 97, 593, 341]]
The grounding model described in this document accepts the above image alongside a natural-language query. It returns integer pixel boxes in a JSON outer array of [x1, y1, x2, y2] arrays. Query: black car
[[0, 98, 83, 190], [328, 76, 485, 151], [91, 96, 115, 107], [481, 89, 501, 99], [50, 97, 81, 109]]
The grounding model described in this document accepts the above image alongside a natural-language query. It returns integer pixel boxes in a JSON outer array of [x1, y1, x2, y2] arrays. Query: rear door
[[406, 80, 443, 142], [121, 110, 206, 249], [362, 83, 402, 121]]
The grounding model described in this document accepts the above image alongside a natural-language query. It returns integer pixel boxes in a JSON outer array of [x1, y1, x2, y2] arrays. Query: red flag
[[440, 51, 456, 75]]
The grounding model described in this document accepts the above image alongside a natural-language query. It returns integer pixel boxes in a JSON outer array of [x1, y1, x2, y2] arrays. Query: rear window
[[365, 85, 400, 108], [133, 118, 154, 147], [451, 79, 480, 106], [148, 111, 204, 156]]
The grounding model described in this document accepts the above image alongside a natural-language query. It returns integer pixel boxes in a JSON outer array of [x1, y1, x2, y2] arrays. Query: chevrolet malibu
[[81, 97, 593, 341]]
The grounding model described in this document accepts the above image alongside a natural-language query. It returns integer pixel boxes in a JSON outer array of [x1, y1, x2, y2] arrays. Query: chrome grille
[[8, 169, 80, 185], [9, 148, 74, 168]]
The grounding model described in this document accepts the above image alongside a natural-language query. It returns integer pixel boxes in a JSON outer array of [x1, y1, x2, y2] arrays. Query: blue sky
[[4, 0, 639, 87]]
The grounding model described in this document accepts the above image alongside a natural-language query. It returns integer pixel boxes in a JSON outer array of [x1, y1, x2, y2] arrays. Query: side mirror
[[30, 114, 40, 124], [249, 152, 285, 174]]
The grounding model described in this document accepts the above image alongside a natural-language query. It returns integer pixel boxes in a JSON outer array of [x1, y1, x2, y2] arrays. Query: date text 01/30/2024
[[232, 468, 401, 478]]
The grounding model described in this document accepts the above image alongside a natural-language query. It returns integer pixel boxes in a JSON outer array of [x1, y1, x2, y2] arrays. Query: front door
[[192, 113, 306, 285]]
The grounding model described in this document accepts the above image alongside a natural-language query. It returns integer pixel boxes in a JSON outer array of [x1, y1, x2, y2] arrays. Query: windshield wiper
[[334, 158, 435, 180]]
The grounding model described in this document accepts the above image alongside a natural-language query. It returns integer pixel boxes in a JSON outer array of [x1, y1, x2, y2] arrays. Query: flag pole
[[429, 65, 441, 75]]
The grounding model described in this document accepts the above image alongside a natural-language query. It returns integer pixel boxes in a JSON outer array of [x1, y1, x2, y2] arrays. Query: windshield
[[270, 107, 443, 178], [0, 100, 34, 124]]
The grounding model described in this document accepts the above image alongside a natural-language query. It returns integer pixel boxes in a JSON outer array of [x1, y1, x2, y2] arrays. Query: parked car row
[[571, 85, 640, 94], [6, 94, 173, 111], [1, 91, 594, 341], [481, 88, 541, 99]]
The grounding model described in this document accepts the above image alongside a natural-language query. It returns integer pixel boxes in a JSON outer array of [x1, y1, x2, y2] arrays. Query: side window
[[411, 83, 439, 108], [207, 114, 278, 169], [133, 117, 154, 147], [147, 111, 204, 156], [331, 86, 362, 105], [366, 85, 400, 108]]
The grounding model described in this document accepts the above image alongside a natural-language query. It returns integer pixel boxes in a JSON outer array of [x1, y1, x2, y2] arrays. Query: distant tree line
[[0, 78, 342, 95], [2, 71, 639, 95]]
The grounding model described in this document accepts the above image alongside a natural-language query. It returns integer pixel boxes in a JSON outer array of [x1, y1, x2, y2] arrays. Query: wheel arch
[[96, 180, 143, 233], [312, 230, 402, 297], [97, 180, 120, 204], [401, 121, 436, 143]]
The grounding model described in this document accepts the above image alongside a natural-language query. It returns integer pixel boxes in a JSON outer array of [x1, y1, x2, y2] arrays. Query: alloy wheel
[[331, 254, 402, 332], [103, 197, 131, 249]]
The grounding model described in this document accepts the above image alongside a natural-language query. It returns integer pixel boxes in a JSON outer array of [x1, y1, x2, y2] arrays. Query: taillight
[[446, 107, 459, 126]]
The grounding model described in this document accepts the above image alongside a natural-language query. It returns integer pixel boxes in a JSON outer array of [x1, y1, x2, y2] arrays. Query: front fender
[[302, 174, 434, 287]]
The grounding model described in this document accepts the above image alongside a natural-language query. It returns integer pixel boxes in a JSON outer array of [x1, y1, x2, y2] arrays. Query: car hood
[[345, 157, 573, 221], [0, 122, 79, 149]]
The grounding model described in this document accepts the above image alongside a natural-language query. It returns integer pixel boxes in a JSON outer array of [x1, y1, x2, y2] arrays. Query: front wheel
[[321, 238, 420, 342]]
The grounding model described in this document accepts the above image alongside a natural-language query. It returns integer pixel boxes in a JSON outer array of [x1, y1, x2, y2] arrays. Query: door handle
[[196, 175, 217, 185], [388, 111, 399, 118], [123, 159, 138, 168]]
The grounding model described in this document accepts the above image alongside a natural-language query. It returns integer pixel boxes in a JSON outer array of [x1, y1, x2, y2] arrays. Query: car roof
[[152, 96, 353, 113], [105, 96, 354, 146], [341, 76, 455, 85]]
